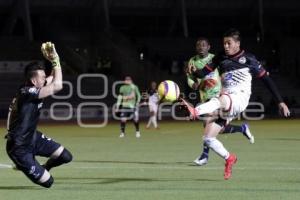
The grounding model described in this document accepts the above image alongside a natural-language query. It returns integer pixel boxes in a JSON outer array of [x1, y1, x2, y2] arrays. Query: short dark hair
[[196, 37, 210, 45], [24, 62, 45, 81], [223, 28, 241, 42], [124, 76, 132, 81]]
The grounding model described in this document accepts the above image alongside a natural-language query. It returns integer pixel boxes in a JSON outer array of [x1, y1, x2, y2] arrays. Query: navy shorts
[[119, 107, 139, 121], [6, 131, 61, 183]]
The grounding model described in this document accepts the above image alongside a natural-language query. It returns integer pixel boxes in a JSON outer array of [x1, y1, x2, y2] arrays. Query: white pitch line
[[0, 163, 13, 169]]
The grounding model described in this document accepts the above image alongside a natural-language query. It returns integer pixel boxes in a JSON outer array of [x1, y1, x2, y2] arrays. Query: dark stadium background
[[0, 0, 300, 121]]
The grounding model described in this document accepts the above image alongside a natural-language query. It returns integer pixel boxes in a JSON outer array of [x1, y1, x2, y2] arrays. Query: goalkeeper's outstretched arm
[[38, 42, 63, 99]]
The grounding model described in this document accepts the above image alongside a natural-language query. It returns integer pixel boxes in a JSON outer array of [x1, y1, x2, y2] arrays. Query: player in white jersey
[[183, 28, 290, 180], [146, 81, 159, 129]]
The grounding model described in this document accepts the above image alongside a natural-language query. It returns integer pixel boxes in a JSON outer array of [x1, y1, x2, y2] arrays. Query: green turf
[[1, 119, 300, 200]]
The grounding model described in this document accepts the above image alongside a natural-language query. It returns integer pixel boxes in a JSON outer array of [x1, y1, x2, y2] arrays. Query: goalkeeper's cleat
[[119, 132, 125, 138], [135, 131, 141, 138], [193, 156, 208, 166], [224, 153, 237, 180], [180, 98, 197, 120], [242, 123, 254, 144]]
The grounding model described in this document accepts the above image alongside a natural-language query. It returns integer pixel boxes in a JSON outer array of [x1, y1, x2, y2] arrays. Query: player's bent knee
[[50, 146, 64, 159], [219, 95, 231, 110]]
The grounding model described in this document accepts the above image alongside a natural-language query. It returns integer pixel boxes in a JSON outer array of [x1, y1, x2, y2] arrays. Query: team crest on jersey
[[238, 56, 246, 64], [38, 102, 43, 109], [28, 87, 38, 94]]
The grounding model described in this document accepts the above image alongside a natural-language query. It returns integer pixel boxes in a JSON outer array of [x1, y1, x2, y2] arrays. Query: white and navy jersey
[[206, 50, 266, 95], [148, 89, 159, 105], [7, 85, 43, 146]]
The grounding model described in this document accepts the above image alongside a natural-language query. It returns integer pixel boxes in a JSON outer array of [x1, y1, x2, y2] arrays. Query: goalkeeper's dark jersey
[[7, 85, 43, 146]]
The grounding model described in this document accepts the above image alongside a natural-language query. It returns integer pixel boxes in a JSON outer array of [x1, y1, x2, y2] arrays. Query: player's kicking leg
[[181, 96, 238, 179]]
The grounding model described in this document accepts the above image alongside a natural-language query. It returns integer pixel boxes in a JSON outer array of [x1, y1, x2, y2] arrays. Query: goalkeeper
[[5, 42, 72, 188], [186, 37, 254, 166]]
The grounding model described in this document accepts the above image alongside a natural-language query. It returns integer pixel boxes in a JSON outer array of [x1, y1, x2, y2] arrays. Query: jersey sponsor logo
[[224, 73, 233, 81], [224, 81, 238, 87], [238, 56, 246, 64]]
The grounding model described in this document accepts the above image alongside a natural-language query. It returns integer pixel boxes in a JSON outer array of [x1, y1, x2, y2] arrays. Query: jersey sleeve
[[186, 58, 197, 88], [187, 74, 196, 89], [116, 86, 124, 108], [193, 54, 219, 78], [20, 87, 40, 101], [247, 54, 267, 78]]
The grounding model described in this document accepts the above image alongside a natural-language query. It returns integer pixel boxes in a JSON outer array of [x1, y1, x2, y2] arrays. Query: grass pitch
[[0, 119, 300, 200]]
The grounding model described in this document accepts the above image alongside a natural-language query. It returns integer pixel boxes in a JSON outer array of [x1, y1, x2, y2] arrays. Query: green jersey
[[187, 53, 221, 102], [117, 83, 141, 109]]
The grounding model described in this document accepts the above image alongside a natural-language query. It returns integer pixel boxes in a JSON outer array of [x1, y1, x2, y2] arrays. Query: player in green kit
[[116, 76, 141, 138], [186, 37, 254, 166]]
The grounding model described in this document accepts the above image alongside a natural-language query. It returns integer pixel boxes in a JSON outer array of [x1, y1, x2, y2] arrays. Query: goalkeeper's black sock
[[222, 124, 243, 134], [134, 121, 139, 132], [44, 149, 73, 171], [121, 122, 126, 133]]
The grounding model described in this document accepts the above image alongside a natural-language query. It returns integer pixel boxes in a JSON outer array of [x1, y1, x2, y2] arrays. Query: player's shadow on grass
[[56, 177, 217, 184], [74, 160, 190, 165], [269, 138, 300, 141], [0, 186, 38, 190]]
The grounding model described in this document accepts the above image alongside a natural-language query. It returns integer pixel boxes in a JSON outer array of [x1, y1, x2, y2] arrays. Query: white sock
[[147, 117, 152, 127], [204, 137, 229, 159], [195, 97, 221, 115], [152, 116, 157, 128]]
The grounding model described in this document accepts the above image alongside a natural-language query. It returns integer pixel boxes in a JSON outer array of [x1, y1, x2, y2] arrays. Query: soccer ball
[[158, 80, 180, 102]]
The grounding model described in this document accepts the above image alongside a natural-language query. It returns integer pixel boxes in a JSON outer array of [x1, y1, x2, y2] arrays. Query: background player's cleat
[[224, 153, 237, 180], [119, 132, 125, 138], [193, 156, 208, 166], [136, 131, 141, 138], [242, 124, 254, 144], [180, 98, 197, 120]]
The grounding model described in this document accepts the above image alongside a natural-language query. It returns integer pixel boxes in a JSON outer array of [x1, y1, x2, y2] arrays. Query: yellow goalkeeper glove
[[41, 42, 61, 69]]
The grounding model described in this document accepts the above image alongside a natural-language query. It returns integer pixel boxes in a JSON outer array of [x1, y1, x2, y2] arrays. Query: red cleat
[[224, 153, 237, 180], [180, 98, 197, 120]]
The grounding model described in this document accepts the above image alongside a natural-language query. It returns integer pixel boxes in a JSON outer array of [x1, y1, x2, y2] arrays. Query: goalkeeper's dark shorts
[[6, 131, 61, 184], [119, 107, 139, 121]]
